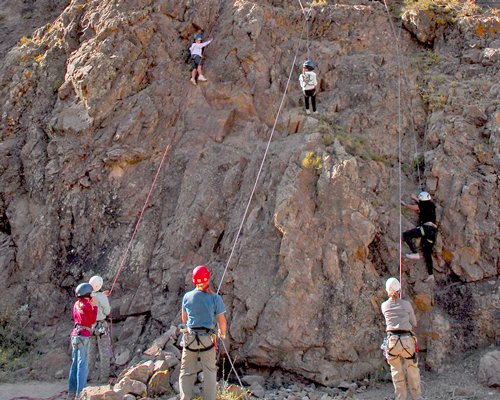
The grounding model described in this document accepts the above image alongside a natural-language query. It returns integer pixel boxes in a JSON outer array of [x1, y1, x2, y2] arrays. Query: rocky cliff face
[[0, 0, 498, 384]]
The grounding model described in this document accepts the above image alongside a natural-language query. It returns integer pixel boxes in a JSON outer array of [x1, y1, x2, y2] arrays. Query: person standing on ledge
[[299, 59, 318, 115]]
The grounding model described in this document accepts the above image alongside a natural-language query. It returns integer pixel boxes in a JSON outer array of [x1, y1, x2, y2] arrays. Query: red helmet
[[192, 265, 210, 285]]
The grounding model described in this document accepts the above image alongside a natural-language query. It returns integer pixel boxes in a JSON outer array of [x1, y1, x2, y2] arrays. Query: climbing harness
[[183, 328, 216, 353], [93, 320, 110, 336], [386, 331, 418, 362], [74, 324, 92, 336]]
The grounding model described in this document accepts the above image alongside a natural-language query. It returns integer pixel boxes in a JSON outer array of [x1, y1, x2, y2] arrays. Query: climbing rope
[[382, 0, 404, 296], [220, 339, 248, 397], [216, 15, 308, 294], [108, 144, 171, 295]]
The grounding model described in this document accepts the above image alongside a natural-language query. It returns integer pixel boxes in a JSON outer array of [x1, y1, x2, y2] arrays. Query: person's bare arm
[[181, 310, 188, 324], [216, 313, 227, 339]]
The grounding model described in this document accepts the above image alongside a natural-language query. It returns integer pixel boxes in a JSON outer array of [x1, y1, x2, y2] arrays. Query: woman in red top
[[68, 283, 97, 400]]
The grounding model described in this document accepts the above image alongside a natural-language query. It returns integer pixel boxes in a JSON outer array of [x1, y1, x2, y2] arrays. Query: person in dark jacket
[[402, 191, 438, 283]]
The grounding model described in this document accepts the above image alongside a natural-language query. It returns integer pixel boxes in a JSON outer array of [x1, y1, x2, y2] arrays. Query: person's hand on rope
[[218, 329, 226, 340]]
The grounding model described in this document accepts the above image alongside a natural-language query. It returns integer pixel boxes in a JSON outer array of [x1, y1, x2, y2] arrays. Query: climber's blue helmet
[[303, 60, 315, 70], [194, 33, 203, 41]]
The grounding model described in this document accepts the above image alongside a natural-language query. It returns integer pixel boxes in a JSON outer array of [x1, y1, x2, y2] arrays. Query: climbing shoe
[[406, 253, 421, 260], [424, 274, 435, 283], [190, 78, 197, 86], [198, 75, 208, 81], [306, 109, 311, 115]]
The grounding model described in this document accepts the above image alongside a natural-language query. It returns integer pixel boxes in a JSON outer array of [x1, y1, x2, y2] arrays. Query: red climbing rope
[[109, 143, 171, 295]]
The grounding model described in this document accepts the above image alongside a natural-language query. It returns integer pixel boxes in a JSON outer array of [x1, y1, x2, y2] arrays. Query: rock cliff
[[0, 0, 498, 385]]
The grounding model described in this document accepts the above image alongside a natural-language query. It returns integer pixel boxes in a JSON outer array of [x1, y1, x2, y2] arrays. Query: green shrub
[[0, 308, 34, 375]]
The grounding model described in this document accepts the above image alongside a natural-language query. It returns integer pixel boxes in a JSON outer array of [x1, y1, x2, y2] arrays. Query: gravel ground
[[0, 348, 498, 400]]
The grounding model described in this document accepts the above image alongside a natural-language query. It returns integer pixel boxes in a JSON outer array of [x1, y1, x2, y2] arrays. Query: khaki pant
[[88, 333, 112, 382], [386, 334, 421, 400], [179, 333, 217, 400]]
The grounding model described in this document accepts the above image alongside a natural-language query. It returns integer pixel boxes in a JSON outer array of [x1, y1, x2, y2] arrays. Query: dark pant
[[403, 225, 437, 275], [304, 89, 316, 111], [191, 55, 202, 69]]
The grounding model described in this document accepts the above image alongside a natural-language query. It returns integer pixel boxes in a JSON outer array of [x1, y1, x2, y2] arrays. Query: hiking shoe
[[190, 78, 197, 85], [306, 109, 311, 115], [406, 253, 421, 260], [424, 274, 435, 283], [313, 111, 318, 114], [198, 75, 207, 81]]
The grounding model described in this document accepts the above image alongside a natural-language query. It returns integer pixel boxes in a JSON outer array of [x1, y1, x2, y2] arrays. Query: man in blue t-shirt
[[402, 191, 438, 283], [179, 265, 226, 400]]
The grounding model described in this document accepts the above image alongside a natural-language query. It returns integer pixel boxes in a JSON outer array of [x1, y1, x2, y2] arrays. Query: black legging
[[403, 225, 438, 275], [304, 89, 316, 112]]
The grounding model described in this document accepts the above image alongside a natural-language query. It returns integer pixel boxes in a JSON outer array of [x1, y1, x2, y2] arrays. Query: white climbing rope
[[382, 0, 404, 296], [216, 15, 308, 294]]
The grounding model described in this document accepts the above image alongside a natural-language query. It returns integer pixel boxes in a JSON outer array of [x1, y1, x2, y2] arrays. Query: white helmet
[[89, 275, 103, 291], [418, 191, 431, 201], [386, 277, 401, 295]]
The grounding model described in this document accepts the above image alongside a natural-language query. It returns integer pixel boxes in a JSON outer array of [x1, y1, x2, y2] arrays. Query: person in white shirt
[[299, 60, 318, 114], [190, 33, 212, 85], [87, 275, 112, 383]]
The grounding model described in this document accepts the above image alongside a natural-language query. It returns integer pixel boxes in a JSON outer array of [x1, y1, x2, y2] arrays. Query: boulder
[[479, 351, 500, 387], [125, 361, 154, 384], [114, 377, 147, 397], [148, 370, 172, 396]]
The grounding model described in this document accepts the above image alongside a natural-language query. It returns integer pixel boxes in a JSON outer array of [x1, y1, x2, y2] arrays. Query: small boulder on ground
[[479, 350, 500, 387]]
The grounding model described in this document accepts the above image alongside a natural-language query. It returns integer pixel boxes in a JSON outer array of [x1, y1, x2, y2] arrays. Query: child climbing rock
[[299, 60, 318, 114], [190, 33, 212, 85]]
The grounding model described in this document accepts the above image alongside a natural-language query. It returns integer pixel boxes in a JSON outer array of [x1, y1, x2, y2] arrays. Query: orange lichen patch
[[422, 331, 441, 340], [441, 248, 453, 264], [476, 22, 487, 37], [415, 293, 433, 312]]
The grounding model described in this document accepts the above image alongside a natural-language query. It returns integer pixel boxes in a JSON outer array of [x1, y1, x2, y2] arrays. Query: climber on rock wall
[[88, 275, 112, 384], [179, 265, 226, 400], [381, 277, 421, 400], [190, 33, 212, 86], [401, 191, 438, 283], [299, 59, 318, 114]]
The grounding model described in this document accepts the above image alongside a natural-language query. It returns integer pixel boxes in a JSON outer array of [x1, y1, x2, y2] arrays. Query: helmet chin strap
[[196, 283, 209, 291]]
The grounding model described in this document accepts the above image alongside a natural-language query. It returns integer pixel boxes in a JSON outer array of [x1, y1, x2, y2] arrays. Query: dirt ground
[[0, 348, 498, 400]]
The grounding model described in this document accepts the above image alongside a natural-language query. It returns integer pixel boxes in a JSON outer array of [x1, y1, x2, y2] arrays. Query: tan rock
[[114, 376, 147, 397], [147, 370, 172, 396]]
